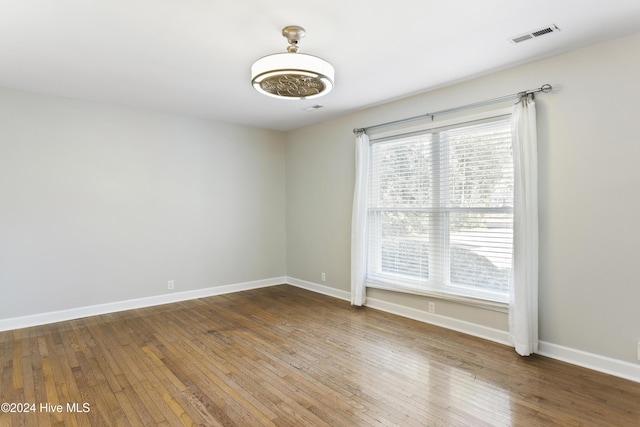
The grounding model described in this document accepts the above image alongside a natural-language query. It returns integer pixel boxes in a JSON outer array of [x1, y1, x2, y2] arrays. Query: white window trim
[[366, 279, 509, 312], [365, 107, 513, 311]]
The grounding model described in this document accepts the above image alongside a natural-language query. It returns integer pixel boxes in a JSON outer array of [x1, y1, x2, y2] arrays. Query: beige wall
[[0, 88, 286, 319], [286, 31, 640, 364]]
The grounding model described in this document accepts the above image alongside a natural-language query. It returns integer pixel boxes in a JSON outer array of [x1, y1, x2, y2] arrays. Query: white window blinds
[[366, 114, 513, 303]]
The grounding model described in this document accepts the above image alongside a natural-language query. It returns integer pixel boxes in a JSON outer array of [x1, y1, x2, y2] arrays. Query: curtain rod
[[352, 84, 552, 134]]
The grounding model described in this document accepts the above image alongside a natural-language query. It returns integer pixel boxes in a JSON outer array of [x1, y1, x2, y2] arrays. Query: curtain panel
[[510, 95, 539, 356], [351, 132, 369, 306]]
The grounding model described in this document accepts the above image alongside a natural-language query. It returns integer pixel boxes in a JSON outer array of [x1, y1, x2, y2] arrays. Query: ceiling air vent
[[303, 104, 324, 111], [509, 24, 560, 44]]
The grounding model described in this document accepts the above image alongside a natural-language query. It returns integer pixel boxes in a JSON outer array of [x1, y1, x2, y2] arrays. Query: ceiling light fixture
[[251, 26, 335, 100]]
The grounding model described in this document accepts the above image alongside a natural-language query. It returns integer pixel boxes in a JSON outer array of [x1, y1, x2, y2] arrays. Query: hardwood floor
[[1, 285, 639, 426]]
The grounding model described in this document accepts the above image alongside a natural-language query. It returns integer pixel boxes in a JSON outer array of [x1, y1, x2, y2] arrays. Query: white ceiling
[[1, 1, 640, 131]]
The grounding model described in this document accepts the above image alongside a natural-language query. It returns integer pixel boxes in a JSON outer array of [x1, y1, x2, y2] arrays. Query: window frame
[[364, 108, 513, 310]]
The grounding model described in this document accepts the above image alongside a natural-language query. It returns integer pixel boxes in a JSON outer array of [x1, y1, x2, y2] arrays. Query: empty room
[[1, 1, 640, 426]]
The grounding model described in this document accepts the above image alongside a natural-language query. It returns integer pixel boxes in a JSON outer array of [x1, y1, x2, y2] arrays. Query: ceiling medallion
[[251, 26, 335, 100]]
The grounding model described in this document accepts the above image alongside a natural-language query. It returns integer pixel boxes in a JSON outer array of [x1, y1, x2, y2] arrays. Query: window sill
[[365, 280, 509, 313]]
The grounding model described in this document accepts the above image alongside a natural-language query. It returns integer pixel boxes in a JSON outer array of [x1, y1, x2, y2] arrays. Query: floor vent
[[509, 24, 560, 44]]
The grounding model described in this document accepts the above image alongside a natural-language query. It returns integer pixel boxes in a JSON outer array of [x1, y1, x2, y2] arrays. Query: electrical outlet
[[321, 272, 326, 282], [168, 280, 174, 290], [637, 341, 640, 361], [428, 302, 435, 314]]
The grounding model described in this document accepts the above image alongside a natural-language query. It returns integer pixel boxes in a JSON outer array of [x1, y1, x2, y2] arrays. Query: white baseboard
[[285, 277, 640, 383], [285, 276, 351, 301], [0, 277, 286, 332], [364, 297, 512, 346], [537, 341, 640, 383], [285, 276, 510, 346], [3, 276, 638, 383]]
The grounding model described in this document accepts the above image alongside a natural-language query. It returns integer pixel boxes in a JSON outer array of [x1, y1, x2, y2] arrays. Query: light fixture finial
[[282, 25, 305, 53]]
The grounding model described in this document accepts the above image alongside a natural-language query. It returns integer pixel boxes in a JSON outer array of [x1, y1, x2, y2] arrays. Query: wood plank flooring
[[1, 284, 639, 426]]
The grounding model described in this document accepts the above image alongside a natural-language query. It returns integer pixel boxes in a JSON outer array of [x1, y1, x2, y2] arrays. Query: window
[[365, 112, 513, 303]]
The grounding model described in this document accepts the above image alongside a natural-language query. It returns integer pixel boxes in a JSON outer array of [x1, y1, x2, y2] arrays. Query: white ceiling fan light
[[251, 26, 335, 100]]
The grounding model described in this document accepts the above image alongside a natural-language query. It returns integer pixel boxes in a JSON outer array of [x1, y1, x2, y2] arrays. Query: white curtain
[[351, 132, 369, 306], [509, 95, 539, 356]]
